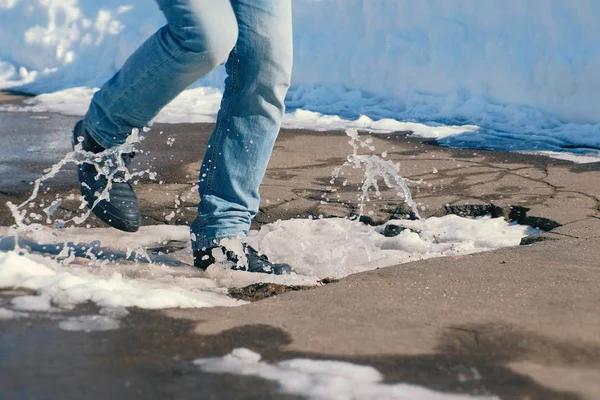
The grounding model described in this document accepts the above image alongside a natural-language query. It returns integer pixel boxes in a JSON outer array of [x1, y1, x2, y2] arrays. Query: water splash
[[6, 126, 155, 260], [331, 129, 421, 219]]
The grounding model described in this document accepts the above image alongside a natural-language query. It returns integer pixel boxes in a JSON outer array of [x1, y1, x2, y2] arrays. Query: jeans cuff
[[191, 232, 248, 250], [83, 116, 135, 153]]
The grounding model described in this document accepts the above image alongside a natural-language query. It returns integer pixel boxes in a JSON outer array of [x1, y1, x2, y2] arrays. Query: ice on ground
[[194, 348, 497, 400]]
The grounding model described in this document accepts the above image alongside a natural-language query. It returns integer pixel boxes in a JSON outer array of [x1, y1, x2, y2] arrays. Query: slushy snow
[[0, 215, 540, 329], [0, 127, 542, 330], [0, 248, 242, 311], [194, 348, 497, 400], [59, 314, 122, 332], [1, 0, 600, 159]]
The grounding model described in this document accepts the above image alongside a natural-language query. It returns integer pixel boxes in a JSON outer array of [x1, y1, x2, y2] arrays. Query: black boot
[[72, 120, 141, 232], [193, 243, 293, 275]]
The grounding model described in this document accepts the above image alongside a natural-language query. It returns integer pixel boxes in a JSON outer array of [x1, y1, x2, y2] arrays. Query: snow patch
[[0, 245, 243, 331], [248, 216, 539, 279], [2, 86, 598, 162], [194, 348, 497, 400], [0, 215, 539, 324], [520, 151, 600, 165], [282, 109, 479, 138], [0, 307, 28, 320], [59, 314, 120, 332]]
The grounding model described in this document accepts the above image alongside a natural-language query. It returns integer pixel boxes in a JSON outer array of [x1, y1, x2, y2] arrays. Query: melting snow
[[194, 348, 498, 400], [0, 214, 540, 330]]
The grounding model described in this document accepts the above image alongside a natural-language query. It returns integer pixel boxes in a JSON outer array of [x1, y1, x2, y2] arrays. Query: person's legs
[[83, 0, 239, 149], [190, 0, 293, 250], [75, 0, 239, 232]]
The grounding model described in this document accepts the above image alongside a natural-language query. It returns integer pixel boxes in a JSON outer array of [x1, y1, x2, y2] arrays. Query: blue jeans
[[83, 0, 293, 249]]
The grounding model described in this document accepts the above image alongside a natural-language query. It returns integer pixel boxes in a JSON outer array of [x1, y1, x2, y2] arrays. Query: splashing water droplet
[[6, 127, 156, 257], [331, 129, 421, 219]]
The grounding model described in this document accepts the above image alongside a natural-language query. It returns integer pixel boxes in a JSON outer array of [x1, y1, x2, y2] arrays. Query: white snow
[[0, 246, 244, 327], [58, 314, 120, 332], [1, 0, 599, 159], [248, 216, 539, 279], [0, 249, 242, 311], [194, 348, 497, 400], [0, 1, 582, 332], [11, 294, 60, 312], [0, 87, 479, 137], [519, 151, 600, 165], [0, 215, 539, 327], [0, 307, 28, 320]]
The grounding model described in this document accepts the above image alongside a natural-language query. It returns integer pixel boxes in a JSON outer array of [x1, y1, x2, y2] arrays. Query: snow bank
[[290, 1, 600, 125], [0, 87, 479, 138], [0, 0, 165, 91], [3, 0, 599, 122], [194, 348, 497, 400], [1, 1, 599, 155], [0, 0, 600, 150]]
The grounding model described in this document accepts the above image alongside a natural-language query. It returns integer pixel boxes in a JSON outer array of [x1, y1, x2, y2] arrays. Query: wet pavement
[[0, 111, 78, 192], [1, 92, 600, 399], [0, 300, 301, 400], [0, 295, 583, 400]]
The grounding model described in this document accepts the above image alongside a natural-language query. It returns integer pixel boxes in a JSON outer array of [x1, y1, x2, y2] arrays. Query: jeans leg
[[191, 0, 293, 249], [84, 0, 238, 149]]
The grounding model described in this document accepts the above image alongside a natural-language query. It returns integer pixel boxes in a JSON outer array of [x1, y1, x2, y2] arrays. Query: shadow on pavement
[[0, 309, 586, 399]]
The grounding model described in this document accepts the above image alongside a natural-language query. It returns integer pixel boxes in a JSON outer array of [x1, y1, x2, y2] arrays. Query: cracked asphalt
[[1, 92, 600, 399]]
